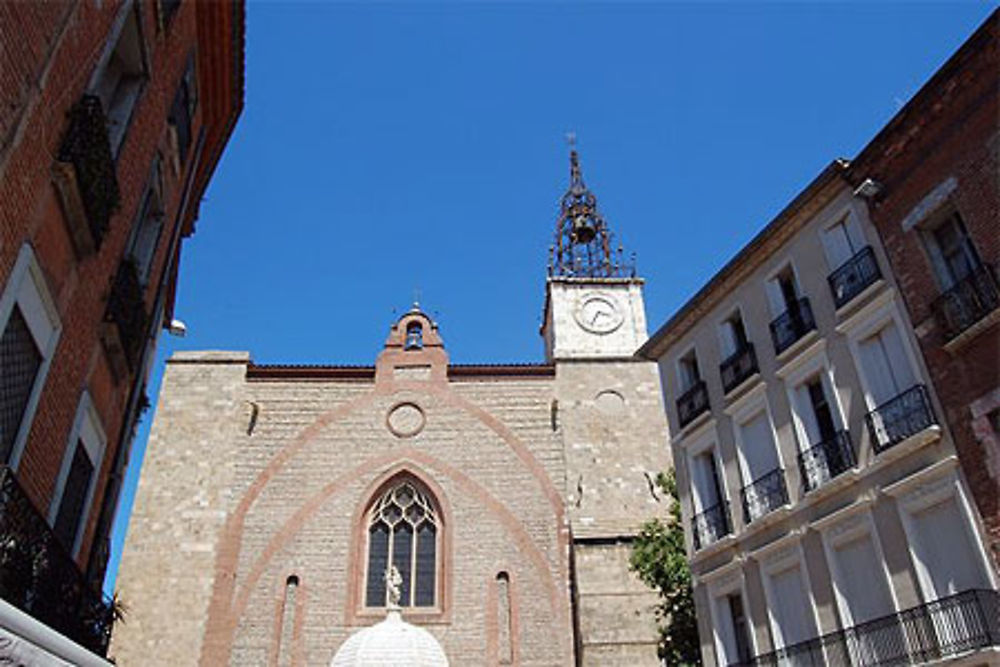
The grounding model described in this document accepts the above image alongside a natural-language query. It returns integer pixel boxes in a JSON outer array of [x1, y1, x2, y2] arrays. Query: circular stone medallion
[[595, 390, 626, 415], [387, 402, 425, 438]]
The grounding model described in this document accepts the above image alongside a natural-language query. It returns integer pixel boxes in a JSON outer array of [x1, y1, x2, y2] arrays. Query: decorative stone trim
[[386, 402, 426, 438], [900, 176, 957, 232]]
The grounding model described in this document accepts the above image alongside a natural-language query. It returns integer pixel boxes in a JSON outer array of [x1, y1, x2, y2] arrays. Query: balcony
[[828, 246, 882, 309], [0, 467, 113, 656], [691, 501, 732, 551], [866, 385, 936, 454], [52, 95, 120, 257], [720, 343, 758, 394], [676, 379, 710, 429], [798, 430, 855, 493], [733, 588, 1000, 667], [769, 298, 816, 356], [932, 264, 999, 342], [740, 468, 788, 525], [102, 259, 148, 376]]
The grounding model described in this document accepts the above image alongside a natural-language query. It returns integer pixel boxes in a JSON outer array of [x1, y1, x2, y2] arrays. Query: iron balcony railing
[[829, 246, 882, 309], [104, 259, 148, 373], [798, 430, 855, 493], [56, 95, 120, 251], [691, 501, 732, 551], [731, 588, 1000, 667], [866, 385, 937, 454], [740, 468, 788, 525], [932, 264, 999, 342], [676, 379, 710, 429], [0, 466, 113, 656], [769, 298, 816, 356], [720, 343, 759, 394]]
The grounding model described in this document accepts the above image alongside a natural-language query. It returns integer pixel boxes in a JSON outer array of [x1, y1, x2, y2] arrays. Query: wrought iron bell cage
[[550, 148, 635, 279]]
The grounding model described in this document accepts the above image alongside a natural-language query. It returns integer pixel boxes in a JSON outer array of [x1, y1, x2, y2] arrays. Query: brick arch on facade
[[201, 384, 572, 665], [221, 450, 571, 664]]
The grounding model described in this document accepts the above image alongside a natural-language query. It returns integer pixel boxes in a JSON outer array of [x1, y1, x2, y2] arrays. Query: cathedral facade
[[111, 152, 672, 666]]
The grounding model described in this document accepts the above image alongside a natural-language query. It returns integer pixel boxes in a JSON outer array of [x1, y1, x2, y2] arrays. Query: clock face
[[575, 294, 624, 334]]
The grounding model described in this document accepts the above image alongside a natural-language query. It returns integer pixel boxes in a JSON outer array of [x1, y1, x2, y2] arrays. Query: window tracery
[[365, 479, 438, 608]]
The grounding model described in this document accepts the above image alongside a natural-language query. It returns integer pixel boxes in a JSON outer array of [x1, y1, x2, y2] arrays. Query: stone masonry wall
[[111, 351, 250, 666]]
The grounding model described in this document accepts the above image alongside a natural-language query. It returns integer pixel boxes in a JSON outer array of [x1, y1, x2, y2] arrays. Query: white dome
[[330, 610, 448, 667]]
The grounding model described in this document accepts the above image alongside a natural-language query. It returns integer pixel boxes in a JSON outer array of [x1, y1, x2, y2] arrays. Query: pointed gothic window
[[365, 479, 438, 608]]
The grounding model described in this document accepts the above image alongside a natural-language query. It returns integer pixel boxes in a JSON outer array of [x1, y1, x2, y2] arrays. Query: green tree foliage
[[629, 470, 702, 665]]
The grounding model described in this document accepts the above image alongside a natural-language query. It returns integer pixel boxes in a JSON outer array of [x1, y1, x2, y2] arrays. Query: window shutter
[[858, 332, 899, 406], [770, 565, 815, 646], [834, 535, 893, 624], [880, 323, 916, 394], [765, 278, 786, 317], [821, 222, 855, 270], [913, 498, 988, 598], [739, 411, 779, 481]]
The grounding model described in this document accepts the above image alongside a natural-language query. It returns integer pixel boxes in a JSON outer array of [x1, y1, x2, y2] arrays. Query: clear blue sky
[[104, 2, 995, 593]]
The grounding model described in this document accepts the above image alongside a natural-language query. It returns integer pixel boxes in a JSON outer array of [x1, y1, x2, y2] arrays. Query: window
[[924, 212, 980, 290], [718, 311, 749, 359], [790, 370, 853, 491], [766, 264, 816, 354], [168, 58, 197, 168], [404, 322, 423, 350], [706, 566, 755, 666], [676, 349, 709, 428], [727, 593, 753, 664], [90, 4, 147, 156], [365, 479, 438, 608], [857, 321, 916, 407], [821, 214, 865, 271], [733, 402, 786, 524], [676, 349, 701, 392], [0, 245, 60, 466], [718, 309, 758, 393], [766, 561, 817, 648], [49, 392, 106, 556], [125, 160, 165, 285], [766, 265, 800, 317], [885, 462, 994, 602], [689, 445, 731, 549], [844, 296, 936, 452]]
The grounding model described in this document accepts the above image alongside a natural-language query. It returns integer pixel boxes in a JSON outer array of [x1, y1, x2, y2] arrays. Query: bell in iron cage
[[571, 214, 596, 244]]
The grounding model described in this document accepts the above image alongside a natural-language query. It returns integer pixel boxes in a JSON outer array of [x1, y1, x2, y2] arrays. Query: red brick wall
[[0, 0, 207, 572], [850, 12, 1000, 572]]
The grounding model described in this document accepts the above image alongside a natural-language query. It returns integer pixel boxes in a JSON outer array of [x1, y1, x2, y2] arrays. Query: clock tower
[[541, 146, 670, 664], [541, 147, 649, 361]]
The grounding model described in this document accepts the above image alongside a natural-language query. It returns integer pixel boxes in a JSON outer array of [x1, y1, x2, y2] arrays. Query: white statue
[[385, 565, 403, 608]]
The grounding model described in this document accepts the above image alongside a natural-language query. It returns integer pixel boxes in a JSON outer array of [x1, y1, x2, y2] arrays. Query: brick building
[[112, 151, 672, 665], [0, 1, 243, 662], [847, 9, 1000, 576]]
